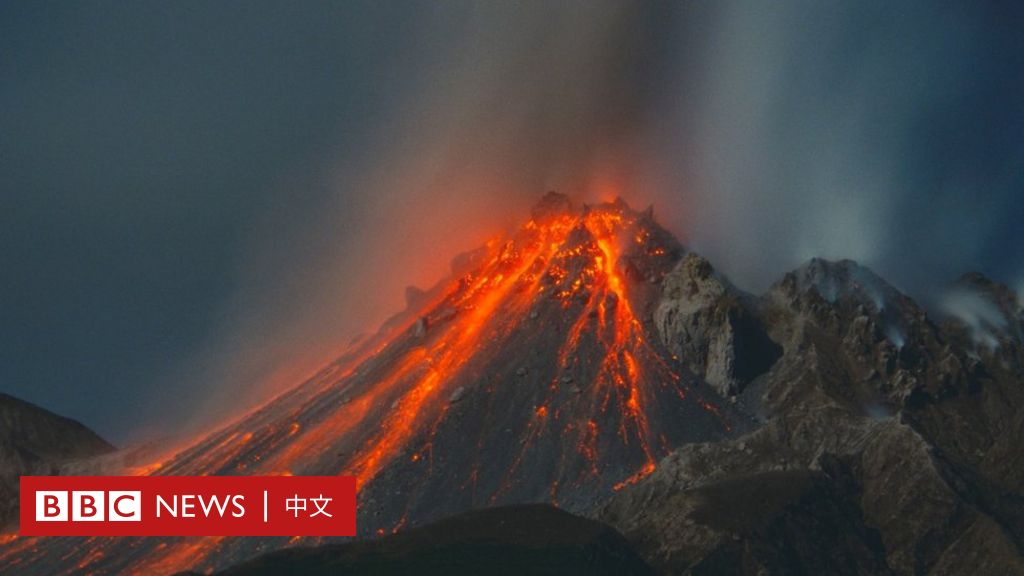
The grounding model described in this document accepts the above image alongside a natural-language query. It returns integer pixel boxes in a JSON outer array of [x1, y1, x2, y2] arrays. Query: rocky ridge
[[602, 256, 1024, 575]]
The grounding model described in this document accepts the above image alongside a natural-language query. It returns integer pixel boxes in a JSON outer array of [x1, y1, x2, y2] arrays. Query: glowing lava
[[4, 193, 735, 575]]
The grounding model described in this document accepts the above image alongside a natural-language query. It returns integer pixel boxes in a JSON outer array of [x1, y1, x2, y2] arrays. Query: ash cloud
[[186, 1, 1024, 435], [178, 1, 681, 432]]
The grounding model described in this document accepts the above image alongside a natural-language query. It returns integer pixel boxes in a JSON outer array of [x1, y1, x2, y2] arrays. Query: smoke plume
[[172, 1, 1024, 436]]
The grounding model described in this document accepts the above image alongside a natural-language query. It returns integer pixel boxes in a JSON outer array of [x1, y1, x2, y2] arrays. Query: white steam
[[941, 288, 1007, 349], [650, 1, 1018, 293]]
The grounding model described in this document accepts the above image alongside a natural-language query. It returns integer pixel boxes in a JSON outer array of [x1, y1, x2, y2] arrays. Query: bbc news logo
[[20, 476, 356, 536], [36, 490, 141, 522]]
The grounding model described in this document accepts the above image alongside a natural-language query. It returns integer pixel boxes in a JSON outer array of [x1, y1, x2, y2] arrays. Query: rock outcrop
[[0, 393, 114, 529], [654, 253, 780, 396]]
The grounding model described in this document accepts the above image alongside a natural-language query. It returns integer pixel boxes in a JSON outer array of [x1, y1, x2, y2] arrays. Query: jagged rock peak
[[779, 258, 901, 311], [530, 190, 573, 222], [655, 253, 780, 397], [764, 258, 929, 354], [663, 253, 731, 299]]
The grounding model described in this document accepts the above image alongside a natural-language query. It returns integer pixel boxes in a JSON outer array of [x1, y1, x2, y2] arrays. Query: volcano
[[6, 192, 1023, 575], [4, 193, 748, 574]]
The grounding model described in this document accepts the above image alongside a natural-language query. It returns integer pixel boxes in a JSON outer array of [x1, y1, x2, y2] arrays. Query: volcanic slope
[[2, 193, 741, 575]]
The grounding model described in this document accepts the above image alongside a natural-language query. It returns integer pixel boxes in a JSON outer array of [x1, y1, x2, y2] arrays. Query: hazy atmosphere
[[2, 1, 1022, 442]]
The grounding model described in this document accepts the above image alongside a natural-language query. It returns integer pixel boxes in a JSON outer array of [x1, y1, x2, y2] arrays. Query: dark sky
[[1, 1, 428, 441], [2, 2, 1022, 443]]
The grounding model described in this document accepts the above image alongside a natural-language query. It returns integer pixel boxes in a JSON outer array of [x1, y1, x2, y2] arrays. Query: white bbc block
[[71, 491, 106, 521], [107, 491, 142, 521], [36, 491, 68, 521]]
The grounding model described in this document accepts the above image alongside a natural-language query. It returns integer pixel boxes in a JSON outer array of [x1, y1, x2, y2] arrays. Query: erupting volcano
[[3, 193, 742, 574]]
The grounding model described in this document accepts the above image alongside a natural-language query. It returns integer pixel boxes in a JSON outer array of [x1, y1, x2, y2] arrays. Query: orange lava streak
[[579, 419, 600, 477], [0, 534, 36, 570], [128, 537, 226, 575], [494, 206, 665, 501], [612, 461, 657, 491], [147, 340, 390, 478], [263, 348, 429, 474], [343, 219, 572, 487], [592, 230, 657, 476]]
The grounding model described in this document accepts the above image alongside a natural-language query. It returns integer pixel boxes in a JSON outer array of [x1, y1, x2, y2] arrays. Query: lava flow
[[3, 192, 738, 575]]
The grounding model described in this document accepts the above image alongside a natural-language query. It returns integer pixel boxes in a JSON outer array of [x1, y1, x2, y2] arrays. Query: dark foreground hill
[[176, 505, 653, 576]]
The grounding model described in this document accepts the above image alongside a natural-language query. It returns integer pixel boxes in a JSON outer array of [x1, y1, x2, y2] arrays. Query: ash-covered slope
[[0, 393, 114, 529], [3, 194, 742, 575], [601, 258, 1024, 575]]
